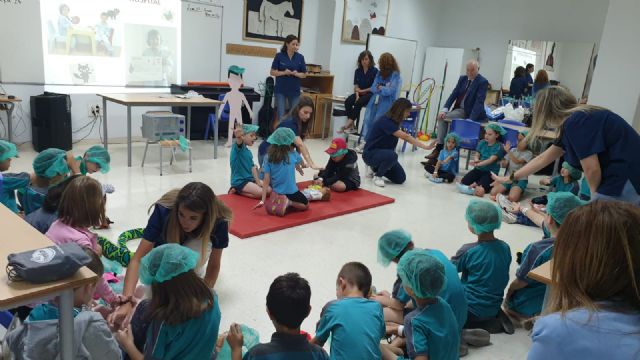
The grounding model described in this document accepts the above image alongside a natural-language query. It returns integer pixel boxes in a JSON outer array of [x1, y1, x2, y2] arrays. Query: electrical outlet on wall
[[88, 104, 101, 117]]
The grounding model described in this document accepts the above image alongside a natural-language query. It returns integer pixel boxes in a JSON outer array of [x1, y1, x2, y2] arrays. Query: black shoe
[[425, 143, 444, 160], [499, 310, 515, 335]]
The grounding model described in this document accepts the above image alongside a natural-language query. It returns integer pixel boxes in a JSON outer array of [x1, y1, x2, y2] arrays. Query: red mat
[[219, 181, 395, 239]]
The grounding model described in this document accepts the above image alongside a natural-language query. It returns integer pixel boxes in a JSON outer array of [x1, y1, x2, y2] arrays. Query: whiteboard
[[0, 0, 45, 83], [367, 34, 417, 92], [181, 0, 223, 82]]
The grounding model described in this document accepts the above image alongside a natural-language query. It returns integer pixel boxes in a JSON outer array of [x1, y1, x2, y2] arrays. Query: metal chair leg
[[141, 141, 150, 167], [188, 145, 192, 173], [159, 143, 163, 176]]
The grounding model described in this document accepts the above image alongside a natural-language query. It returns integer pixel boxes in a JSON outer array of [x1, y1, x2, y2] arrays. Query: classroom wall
[[588, 0, 640, 126], [433, 0, 609, 88], [556, 41, 594, 100]]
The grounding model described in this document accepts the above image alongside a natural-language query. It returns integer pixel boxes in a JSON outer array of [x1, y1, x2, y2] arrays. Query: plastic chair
[[450, 119, 482, 169], [400, 107, 420, 152], [503, 128, 519, 148], [204, 94, 229, 140], [498, 119, 525, 127]]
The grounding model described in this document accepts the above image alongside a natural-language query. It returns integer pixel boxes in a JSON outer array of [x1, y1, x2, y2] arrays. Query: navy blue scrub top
[[555, 109, 640, 197], [354, 67, 378, 90], [364, 116, 400, 152], [258, 118, 300, 159], [271, 51, 306, 96]]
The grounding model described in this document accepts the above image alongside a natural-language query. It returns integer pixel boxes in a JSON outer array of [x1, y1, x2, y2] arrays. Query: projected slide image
[[126, 25, 177, 86], [45, 2, 122, 57]]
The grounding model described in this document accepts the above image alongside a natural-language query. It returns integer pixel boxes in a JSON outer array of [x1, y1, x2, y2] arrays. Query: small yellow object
[[307, 184, 322, 191], [419, 134, 430, 141]]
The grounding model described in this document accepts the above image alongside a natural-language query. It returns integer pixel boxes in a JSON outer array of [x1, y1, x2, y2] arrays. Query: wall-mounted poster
[[243, 0, 303, 44], [342, 0, 390, 44]]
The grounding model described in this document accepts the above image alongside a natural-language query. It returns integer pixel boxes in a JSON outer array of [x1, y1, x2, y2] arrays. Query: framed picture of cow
[[342, 0, 390, 44], [243, 0, 304, 44]]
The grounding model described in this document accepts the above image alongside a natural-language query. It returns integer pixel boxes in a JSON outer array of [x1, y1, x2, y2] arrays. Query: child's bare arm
[[540, 177, 551, 186], [475, 155, 498, 168], [251, 166, 262, 185], [234, 128, 244, 145]]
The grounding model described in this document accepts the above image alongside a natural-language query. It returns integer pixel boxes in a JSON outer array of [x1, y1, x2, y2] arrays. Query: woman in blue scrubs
[[509, 66, 529, 100], [270, 34, 307, 121], [493, 86, 640, 205]]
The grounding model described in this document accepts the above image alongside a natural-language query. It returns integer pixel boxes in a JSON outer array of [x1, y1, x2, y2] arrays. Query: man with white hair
[[426, 60, 488, 162]]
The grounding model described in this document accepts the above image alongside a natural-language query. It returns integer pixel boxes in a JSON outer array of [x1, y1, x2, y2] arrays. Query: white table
[[97, 93, 223, 166]]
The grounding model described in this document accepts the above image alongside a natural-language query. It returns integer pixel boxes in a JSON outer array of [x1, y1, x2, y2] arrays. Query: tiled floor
[[10, 137, 542, 359]]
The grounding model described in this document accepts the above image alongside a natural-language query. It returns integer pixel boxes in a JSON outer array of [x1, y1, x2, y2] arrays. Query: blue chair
[[204, 94, 229, 140], [400, 107, 420, 152], [498, 119, 525, 127], [450, 119, 482, 169], [503, 128, 519, 148], [0, 310, 13, 329]]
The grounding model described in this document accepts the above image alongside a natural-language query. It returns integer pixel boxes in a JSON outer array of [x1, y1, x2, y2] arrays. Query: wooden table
[[0, 204, 98, 359], [97, 93, 222, 166], [0, 95, 22, 143], [319, 95, 347, 139], [528, 260, 552, 285]]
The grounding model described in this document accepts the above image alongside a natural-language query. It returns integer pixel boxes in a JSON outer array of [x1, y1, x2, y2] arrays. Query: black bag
[[258, 77, 275, 138], [6, 243, 91, 283]]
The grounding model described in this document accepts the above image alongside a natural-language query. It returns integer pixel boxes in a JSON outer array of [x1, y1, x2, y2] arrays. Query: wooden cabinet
[[300, 74, 333, 138]]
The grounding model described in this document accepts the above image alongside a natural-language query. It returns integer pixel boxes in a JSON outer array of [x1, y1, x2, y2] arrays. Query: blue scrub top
[[230, 143, 256, 187], [425, 249, 468, 331], [315, 297, 385, 360], [451, 239, 512, 318], [509, 76, 528, 99], [271, 51, 306, 96], [143, 204, 229, 250], [555, 109, 640, 197], [354, 67, 378, 90], [363, 116, 400, 152], [532, 82, 549, 96], [529, 305, 640, 360], [403, 298, 460, 360], [263, 151, 302, 195], [526, 73, 533, 85], [438, 149, 460, 175], [0, 172, 30, 213], [475, 140, 504, 174], [258, 118, 300, 159], [550, 176, 579, 195], [509, 238, 554, 317]]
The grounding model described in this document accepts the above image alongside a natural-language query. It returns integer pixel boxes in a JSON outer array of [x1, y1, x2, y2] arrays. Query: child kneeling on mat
[[314, 137, 361, 192], [230, 124, 271, 198], [260, 128, 309, 216]]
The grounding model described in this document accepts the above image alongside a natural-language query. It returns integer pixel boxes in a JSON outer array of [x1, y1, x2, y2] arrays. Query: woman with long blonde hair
[[492, 86, 640, 205], [109, 182, 232, 329], [528, 201, 640, 358]]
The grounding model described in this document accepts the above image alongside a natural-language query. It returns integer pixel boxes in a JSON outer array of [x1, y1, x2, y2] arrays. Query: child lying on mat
[[313, 138, 361, 192], [259, 128, 309, 216], [229, 124, 271, 198]]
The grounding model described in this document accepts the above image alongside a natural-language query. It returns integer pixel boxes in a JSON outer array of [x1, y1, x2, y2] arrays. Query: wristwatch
[[509, 172, 517, 182]]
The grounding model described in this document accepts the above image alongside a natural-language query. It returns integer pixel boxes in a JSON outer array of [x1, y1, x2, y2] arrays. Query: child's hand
[[503, 141, 512, 152], [227, 323, 244, 350], [253, 201, 264, 210], [115, 326, 135, 348], [234, 128, 244, 139], [469, 160, 478, 167], [385, 323, 400, 336]]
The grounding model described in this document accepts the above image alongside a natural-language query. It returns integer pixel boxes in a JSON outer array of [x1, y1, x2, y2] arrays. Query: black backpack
[[258, 77, 275, 138]]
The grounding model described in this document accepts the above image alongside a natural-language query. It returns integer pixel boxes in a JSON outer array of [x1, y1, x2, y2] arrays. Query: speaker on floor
[[30, 92, 72, 152]]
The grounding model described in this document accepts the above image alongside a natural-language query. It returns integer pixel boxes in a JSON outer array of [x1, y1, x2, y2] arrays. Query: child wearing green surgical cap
[[259, 127, 308, 216], [0, 140, 30, 213], [115, 244, 221, 360], [459, 123, 507, 197], [229, 124, 271, 198], [451, 199, 513, 335], [491, 130, 533, 203], [504, 192, 585, 323], [67, 145, 111, 175], [532, 161, 581, 205], [314, 137, 361, 192], [22, 148, 70, 215], [380, 250, 460, 360]]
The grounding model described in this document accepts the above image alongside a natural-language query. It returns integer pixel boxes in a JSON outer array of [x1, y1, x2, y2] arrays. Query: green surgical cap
[[465, 199, 502, 234], [519, 130, 529, 137], [377, 229, 412, 267], [84, 145, 111, 173], [267, 127, 296, 146], [0, 140, 18, 162], [139, 244, 199, 285], [397, 250, 445, 299], [243, 124, 260, 134], [33, 148, 69, 178], [229, 65, 245, 76], [547, 192, 585, 225], [562, 162, 582, 181], [485, 123, 507, 136], [444, 132, 461, 147]]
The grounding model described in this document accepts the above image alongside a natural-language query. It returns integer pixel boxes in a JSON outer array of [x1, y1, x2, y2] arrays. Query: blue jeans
[[363, 149, 406, 184], [275, 93, 300, 121], [592, 180, 640, 206]]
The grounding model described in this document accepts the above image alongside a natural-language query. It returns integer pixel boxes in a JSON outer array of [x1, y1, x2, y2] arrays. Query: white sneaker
[[355, 142, 365, 153], [497, 193, 516, 213], [373, 176, 385, 187], [366, 166, 374, 178], [502, 210, 517, 224]]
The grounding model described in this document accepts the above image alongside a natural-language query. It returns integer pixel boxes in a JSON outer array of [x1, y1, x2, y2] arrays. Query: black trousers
[[345, 92, 373, 126], [461, 168, 493, 193], [424, 164, 456, 183]]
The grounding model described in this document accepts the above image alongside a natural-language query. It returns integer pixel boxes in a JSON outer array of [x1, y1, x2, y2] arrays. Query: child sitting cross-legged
[[424, 132, 460, 184], [314, 137, 361, 192], [6, 248, 121, 359], [22, 148, 70, 215], [229, 124, 271, 198], [490, 130, 533, 202], [452, 199, 513, 335], [227, 273, 329, 360], [458, 124, 506, 197], [380, 250, 461, 360], [311, 262, 385, 359], [260, 128, 308, 216]]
